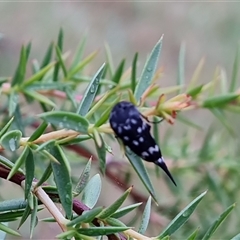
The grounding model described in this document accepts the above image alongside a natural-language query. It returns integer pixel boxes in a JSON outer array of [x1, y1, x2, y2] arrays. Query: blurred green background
[[1, 2, 240, 239]]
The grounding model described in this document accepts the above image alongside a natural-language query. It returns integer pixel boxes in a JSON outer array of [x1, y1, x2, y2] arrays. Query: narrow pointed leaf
[[55, 45, 67, 77], [0, 117, 14, 139], [74, 158, 92, 196], [77, 226, 130, 236], [18, 204, 31, 229], [186, 84, 203, 98], [138, 196, 151, 234], [177, 42, 186, 93], [50, 145, 72, 219], [12, 45, 27, 86], [35, 163, 52, 187], [67, 207, 103, 227], [202, 203, 235, 240], [7, 146, 29, 180], [0, 223, 20, 237], [1, 130, 22, 152], [105, 43, 114, 78], [98, 187, 132, 219], [125, 148, 158, 203], [111, 202, 142, 219], [25, 150, 35, 199], [30, 196, 38, 238], [230, 44, 240, 92], [187, 228, 199, 240], [131, 52, 138, 92], [28, 121, 48, 142], [134, 36, 163, 102], [112, 59, 125, 84], [38, 111, 89, 133], [82, 174, 101, 208], [77, 63, 105, 115], [41, 41, 54, 68], [8, 91, 19, 116], [157, 191, 207, 239]]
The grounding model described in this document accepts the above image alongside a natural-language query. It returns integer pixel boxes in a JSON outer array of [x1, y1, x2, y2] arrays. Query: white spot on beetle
[[139, 137, 144, 142], [141, 151, 149, 157], [124, 125, 131, 130], [131, 119, 137, 124], [149, 145, 159, 154], [118, 126, 122, 134], [124, 136, 129, 141], [133, 140, 139, 146], [137, 127, 142, 133]]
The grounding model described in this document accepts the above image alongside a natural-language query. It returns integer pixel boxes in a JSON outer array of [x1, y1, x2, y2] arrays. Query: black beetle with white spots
[[109, 101, 176, 186]]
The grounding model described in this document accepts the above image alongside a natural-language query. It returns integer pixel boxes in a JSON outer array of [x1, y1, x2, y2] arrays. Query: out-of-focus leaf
[[28, 121, 48, 142], [0, 117, 14, 139], [23, 62, 56, 87], [111, 202, 142, 219], [35, 163, 52, 187], [202, 203, 235, 240], [177, 114, 202, 130], [23, 90, 56, 107], [177, 42, 186, 93], [67, 207, 103, 227], [0, 199, 27, 212], [98, 187, 132, 219], [55, 45, 67, 77], [0, 222, 20, 237], [157, 191, 207, 239], [77, 226, 130, 236], [11, 45, 27, 86], [1, 130, 22, 152], [112, 59, 125, 84], [40, 41, 54, 68], [25, 150, 35, 199], [230, 43, 240, 92], [68, 51, 98, 78], [8, 91, 19, 116], [231, 233, 240, 240], [138, 196, 151, 234], [134, 36, 163, 102], [74, 158, 91, 196], [202, 93, 239, 108], [105, 43, 114, 78], [30, 196, 38, 238], [186, 84, 203, 98], [131, 52, 138, 92], [125, 148, 158, 203], [82, 174, 101, 208], [50, 145, 72, 219], [38, 111, 89, 133], [187, 228, 200, 240], [7, 146, 29, 180], [77, 63, 105, 116]]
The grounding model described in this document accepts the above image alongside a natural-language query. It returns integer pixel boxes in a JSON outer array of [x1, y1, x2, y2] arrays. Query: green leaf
[[7, 146, 29, 180], [112, 59, 125, 84], [98, 187, 132, 219], [1, 130, 22, 152], [177, 42, 186, 93], [8, 91, 19, 116], [28, 121, 48, 142], [11, 45, 27, 86], [69, 34, 87, 71], [23, 62, 56, 87], [77, 63, 105, 116], [93, 130, 106, 174], [0, 199, 27, 212], [177, 114, 202, 130], [0, 117, 14, 139], [157, 191, 207, 239], [68, 51, 98, 78], [30, 196, 38, 238], [40, 41, 54, 68], [67, 207, 103, 227], [38, 111, 89, 133], [105, 43, 114, 78], [131, 53, 138, 92], [82, 174, 101, 208], [134, 36, 163, 102], [111, 202, 142, 219], [0, 222, 20, 237], [23, 90, 56, 107], [25, 149, 35, 199], [35, 163, 52, 187], [77, 226, 130, 236], [55, 45, 67, 78], [202, 203, 235, 240], [202, 93, 239, 108], [74, 158, 91, 196], [187, 228, 199, 240], [230, 43, 240, 92], [138, 196, 151, 234], [231, 233, 240, 240], [186, 84, 203, 98], [125, 148, 158, 203], [18, 204, 31, 229], [105, 218, 127, 228], [50, 145, 72, 219]]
